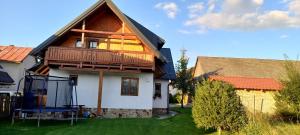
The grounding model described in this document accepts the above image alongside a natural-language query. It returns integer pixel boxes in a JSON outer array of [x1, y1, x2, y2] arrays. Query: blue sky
[[0, 0, 300, 67]]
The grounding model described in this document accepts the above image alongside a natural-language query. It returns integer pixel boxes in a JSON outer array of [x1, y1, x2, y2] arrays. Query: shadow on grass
[[171, 107, 216, 134]]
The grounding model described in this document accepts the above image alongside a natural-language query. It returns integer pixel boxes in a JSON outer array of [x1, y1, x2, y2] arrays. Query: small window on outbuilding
[[121, 78, 139, 96], [70, 75, 78, 86]]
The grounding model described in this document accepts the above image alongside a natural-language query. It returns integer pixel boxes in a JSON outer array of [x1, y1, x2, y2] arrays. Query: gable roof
[[30, 0, 166, 62], [0, 45, 32, 63], [160, 48, 176, 80], [193, 56, 296, 80], [210, 76, 282, 91], [0, 65, 14, 85]]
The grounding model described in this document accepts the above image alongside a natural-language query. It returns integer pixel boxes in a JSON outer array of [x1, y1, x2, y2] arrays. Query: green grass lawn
[[2, 108, 299, 135], [0, 108, 214, 135]]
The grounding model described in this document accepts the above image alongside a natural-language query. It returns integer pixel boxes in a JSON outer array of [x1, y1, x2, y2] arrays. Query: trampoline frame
[[11, 73, 79, 127]]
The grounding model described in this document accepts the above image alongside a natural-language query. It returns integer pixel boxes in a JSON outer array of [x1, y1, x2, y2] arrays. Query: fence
[[0, 93, 10, 118]]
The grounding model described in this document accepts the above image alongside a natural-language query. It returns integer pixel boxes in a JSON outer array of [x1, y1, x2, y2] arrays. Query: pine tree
[[192, 80, 247, 134], [173, 48, 193, 108]]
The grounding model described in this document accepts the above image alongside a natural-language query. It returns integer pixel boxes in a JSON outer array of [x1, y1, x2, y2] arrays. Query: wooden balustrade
[[45, 47, 154, 70]]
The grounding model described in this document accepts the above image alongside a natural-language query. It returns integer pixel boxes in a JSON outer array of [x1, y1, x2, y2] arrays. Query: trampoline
[[11, 74, 79, 127]]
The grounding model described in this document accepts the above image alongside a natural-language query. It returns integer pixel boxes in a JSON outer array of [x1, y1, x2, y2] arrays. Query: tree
[[275, 60, 300, 122], [192, 80, 247, 134], [173, 49, 193, 108]]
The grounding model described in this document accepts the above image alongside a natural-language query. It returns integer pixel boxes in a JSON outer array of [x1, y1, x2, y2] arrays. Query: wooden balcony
[[45, 47, 154, 71]]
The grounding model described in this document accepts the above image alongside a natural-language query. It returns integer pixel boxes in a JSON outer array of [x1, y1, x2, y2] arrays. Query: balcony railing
[[45, 47, 154, 70]]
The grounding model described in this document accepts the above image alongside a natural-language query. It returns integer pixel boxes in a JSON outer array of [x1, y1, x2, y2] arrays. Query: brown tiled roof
[[193, 56, 300, 80], [0, 45, 33, 63], [210, 76, 282, 91]]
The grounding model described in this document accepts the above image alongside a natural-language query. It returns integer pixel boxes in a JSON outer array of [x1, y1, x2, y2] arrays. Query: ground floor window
[[69, 75, 78, 86], [121, 77, 139, 96], [154, 83, 161, 98]]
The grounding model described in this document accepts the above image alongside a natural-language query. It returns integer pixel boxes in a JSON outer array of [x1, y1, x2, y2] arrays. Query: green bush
[[175, 92, 188, 105], [192, 80, 248, 134], [275, 60, 300, 121], [169, 94, 177, 103], [175, 92, 182, 104], [242, 121, 263, 135]]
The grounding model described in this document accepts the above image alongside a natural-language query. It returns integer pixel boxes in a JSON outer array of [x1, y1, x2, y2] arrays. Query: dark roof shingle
[[160, 48, 176, 80], [0, 65, 14, 84]]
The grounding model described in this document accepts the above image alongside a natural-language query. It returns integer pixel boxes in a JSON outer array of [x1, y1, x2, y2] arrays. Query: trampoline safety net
[[22, 75, 75, 109]]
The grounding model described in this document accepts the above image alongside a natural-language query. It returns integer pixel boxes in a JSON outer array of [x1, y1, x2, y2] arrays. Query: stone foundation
[[152, 108, 168, 115], [101, 108, 152, 118]]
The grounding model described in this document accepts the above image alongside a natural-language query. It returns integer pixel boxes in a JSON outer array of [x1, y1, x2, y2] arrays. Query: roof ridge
[[210, 75, 279, 80], [197, 56, 291, 62]]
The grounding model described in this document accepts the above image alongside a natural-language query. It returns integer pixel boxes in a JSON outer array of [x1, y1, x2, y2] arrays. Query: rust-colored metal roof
[[210, 76, 282, 91], [0, 45, 33, 63]]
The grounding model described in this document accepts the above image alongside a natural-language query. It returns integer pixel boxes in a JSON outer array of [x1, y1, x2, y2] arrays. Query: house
[[0, 45, 34, 96], [193, 56, 292, 114], [30, 0, 175, 118]]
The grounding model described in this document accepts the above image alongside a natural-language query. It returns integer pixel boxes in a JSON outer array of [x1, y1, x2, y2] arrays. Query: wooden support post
[[81, 20, 86, 48], [121, 22, 125, 51], [253, 95, 256, 121], [97, 70, 104, 115], [260, 98, 264, 113]]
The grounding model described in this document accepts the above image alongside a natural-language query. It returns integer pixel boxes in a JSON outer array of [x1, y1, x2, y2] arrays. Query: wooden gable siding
[[84, 7, 131, 33], [44, 4, 155, 71], [55, 5, 148, 53]]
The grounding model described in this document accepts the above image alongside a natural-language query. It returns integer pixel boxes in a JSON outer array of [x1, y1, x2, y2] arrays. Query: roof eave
[[105, 0, 166, 62]]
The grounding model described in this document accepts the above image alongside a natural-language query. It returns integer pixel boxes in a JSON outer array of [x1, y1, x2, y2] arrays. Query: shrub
[[175, 92, 188, 105], [169, 94, 177, 103], [192, 80, 248, 134], [275, 60, 300, 121]]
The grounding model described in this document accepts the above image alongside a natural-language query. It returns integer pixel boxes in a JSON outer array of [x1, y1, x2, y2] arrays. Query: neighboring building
[[30, 0, 175, 118], [0, 65, 15, 94], [193, 56, 290, 114], [0, 45, 35, 96]]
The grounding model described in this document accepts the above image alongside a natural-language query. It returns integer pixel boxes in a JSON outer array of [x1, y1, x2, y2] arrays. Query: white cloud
[[185, 0, 300, 31], [155, 2, 178, 19], [188, 2, 204, 18], [289, 0, 300, 15], [178, 28, 207, 35], [178, 29, 192, 34], [280, 34, 289, 39], [222, 0, 263, 14], [207, 0, 217, 13]]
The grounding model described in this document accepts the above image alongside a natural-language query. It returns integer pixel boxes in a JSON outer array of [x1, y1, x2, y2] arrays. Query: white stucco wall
[[49, 69, 154, 109], [0, 56, 35, 93], [102, 73, 154, 109], [153, 79, 169, 109], [49, 69, 99, 108]]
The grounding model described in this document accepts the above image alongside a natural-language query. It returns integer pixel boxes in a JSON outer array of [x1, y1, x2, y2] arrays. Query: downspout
[[167, 80, 170, 114]]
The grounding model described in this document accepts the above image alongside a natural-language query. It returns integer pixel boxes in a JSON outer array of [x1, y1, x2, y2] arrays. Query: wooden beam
[[81, 20, 86, 48], [71, 29, 136, 36], [122, 22, 125, 33], [59, 67, 142, 74], [35, 65, 45, 74], [40, 66, 49, 75], [97, 70, 104, 115]]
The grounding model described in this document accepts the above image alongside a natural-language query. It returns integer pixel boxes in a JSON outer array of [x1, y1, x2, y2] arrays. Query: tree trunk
[[181, 93, 184, 108], [218, 127, 222, 135]]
